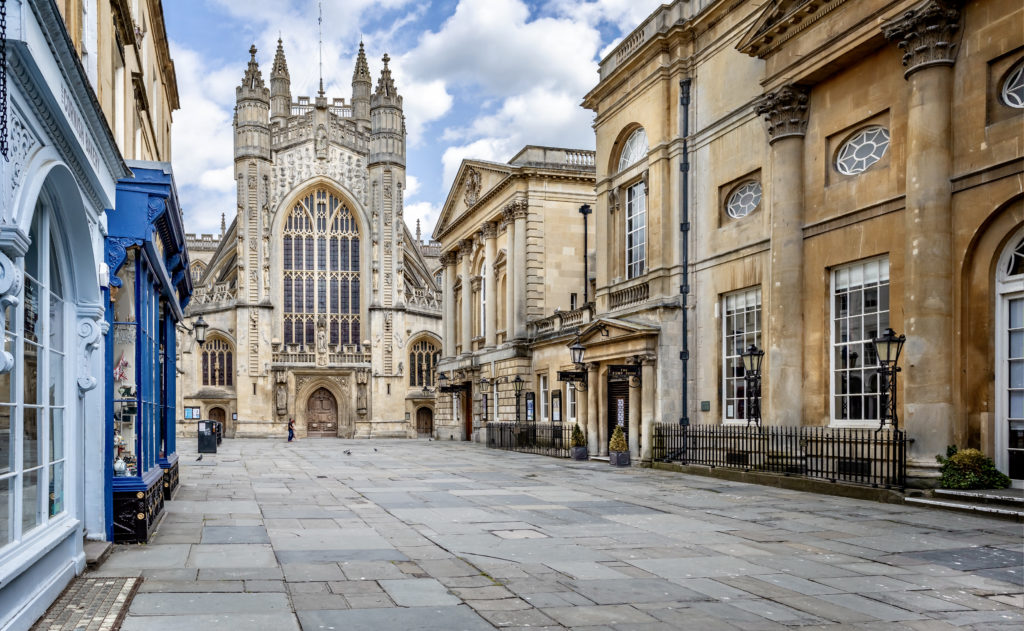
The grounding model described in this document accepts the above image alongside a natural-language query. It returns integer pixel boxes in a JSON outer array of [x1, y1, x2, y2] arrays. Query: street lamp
[[570, 339, 586, 366], [438, 371, 449, 391], [741, 344, 764, 427], [513, 375, 524, 423], [180, 314, 209, 347], [872, 328, 906, 430]]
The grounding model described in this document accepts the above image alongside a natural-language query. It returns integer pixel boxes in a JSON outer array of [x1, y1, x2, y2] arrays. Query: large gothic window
[[282, 188, 361, 348], [409, 340, 439, 387], [201, 337, 233, 387]]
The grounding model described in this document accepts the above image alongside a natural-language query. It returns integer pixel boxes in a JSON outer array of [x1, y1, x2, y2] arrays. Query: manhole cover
[[32, 576, 141, 631]]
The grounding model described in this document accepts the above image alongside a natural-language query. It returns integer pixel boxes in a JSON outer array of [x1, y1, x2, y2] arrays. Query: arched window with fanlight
[[201, 337, 234, 387], [618, 127, 648, 172], [409, 339, 440, 387], [282, 188, 361, 348]]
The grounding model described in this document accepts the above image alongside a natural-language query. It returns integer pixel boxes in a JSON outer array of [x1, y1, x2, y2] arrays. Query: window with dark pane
[[409, 340, 439, 387]]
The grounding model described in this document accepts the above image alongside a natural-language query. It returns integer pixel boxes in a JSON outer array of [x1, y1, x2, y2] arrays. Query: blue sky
[[164, 0, 664, 238]]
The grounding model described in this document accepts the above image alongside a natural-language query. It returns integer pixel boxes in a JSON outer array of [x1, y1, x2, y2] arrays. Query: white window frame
[[995, 228, 1024, 484], [625, 182, 646, 280], [539, 375, 549, 422], [566, 383, 577, 424], [829, 257, 890, 427], [722, 287, 762, 424], [0, 198, 72, 560], [618, 128, 648, 172]]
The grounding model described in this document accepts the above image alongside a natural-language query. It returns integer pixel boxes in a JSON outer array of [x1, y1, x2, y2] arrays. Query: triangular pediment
[[737, 0, 836, 58], [577, 317, 660, 345], [432, 159, 514, 240]]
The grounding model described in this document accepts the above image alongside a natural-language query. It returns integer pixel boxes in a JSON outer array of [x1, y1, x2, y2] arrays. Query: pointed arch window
[[618, 128, 648, 172], [190, 261, 207, 284], [201, 338, 234, 387], [282, 188, 361, 348], [409, 339, 439, 387]]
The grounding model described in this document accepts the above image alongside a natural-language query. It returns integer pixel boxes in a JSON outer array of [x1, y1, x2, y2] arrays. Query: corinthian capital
[[458, 238, 476, 259], [504, 197, 529, 220], [480, 222, 498, 240], [439, 250, 458, 267], [883, 0, 962, 77], [754, 85, 810, 144]]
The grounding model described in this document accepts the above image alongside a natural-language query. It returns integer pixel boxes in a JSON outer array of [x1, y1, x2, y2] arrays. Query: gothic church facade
[[178, 42, 442, 439]]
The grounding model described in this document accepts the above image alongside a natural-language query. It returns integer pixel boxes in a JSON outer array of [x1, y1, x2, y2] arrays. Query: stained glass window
[[282, 189, 361, 348], [201, 338, 233, 387]]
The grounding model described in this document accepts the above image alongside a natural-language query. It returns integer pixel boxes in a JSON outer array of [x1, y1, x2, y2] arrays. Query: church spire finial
[[416, 219, 421, 242], [221, 212, 226, 236], [240, 44, 265, 91]]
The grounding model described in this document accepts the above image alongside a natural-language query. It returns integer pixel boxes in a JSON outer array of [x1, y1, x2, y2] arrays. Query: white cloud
[[441, 138, 517, 190], [405, 174, 421, 198], [405, 201, 440, 240]]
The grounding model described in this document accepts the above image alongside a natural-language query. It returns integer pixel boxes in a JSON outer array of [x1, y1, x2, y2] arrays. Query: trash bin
[[197, 420, 217, 453], [213, 421, 223, 445]]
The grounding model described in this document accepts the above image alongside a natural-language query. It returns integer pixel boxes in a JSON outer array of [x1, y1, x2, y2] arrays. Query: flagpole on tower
[[318, 0, 324, 96]]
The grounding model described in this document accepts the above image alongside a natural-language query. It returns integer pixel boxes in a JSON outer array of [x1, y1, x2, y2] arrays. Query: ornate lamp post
[[741, 344, 764, 427], [180, 314, 209, 347], [872, 328, 906, 430], [513, 375, 524, 423]]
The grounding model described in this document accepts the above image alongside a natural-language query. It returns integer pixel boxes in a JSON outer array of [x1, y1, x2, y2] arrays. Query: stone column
[[503, 211, 515, 343], [884, 0, 961, 474], [511, 199, 528, 339], [596, 365, 608, 456], [576, 382, 588, 449], [640, 356, 656, 461], [628, 369, 640, 460], [755, 85, 810, 427], [482, 222, 498, 348], [460, 239, 474, 356], [441, 251, 457, 358], [587, 363, 600, 455]]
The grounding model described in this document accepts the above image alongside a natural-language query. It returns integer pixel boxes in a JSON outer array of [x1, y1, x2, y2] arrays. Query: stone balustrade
[[608, 282, 649, 310]]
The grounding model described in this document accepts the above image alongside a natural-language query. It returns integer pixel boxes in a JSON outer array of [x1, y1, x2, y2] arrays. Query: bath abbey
[[179, 41, 442, 439]]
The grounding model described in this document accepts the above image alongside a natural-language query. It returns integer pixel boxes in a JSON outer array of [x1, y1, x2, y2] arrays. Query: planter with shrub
[[609, 425, 630, 467], [936, 445, 1011, 490], [570, 423, 588, 460]]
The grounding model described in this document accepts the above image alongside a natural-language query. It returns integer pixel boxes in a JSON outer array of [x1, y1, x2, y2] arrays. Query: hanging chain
[[1, 0, 8, 161]]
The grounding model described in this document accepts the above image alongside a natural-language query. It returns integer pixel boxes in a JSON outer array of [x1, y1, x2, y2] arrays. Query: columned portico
[[483, 222, 498, 348], [755, 85, 810, 427], [460, 238, 474, 355], [884, 0, 962, 473]]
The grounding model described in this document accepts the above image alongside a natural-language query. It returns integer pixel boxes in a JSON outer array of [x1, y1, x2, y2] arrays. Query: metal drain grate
[[32, 576, 141, 631]]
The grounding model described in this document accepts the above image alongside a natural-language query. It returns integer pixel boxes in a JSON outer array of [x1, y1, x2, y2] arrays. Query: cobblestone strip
[[32, 576, 141, 631]]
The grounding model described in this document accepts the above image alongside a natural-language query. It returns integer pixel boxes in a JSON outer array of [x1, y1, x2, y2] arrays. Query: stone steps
[[905, 488, 1024, 522]]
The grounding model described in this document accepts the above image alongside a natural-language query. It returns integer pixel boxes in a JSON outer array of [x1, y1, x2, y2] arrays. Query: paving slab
[[378, 577, 461, 606], [297, 605, 492, 630]]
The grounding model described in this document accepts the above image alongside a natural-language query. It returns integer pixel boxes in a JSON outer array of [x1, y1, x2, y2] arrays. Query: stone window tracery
[[726, 181, 762, 219], [835, 126, 890, 176], [617, 128, 648, 172], [409, 339, 439, 387], [1006, 237, 1024, 277], [201, 337, 233, 387], [283, 188, 360, 348], [1003, 60, 1024, 109], [190, 261, 206, 284]]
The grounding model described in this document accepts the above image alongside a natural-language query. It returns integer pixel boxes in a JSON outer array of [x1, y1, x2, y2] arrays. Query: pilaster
[[482, 222, 498, 348], [587, 363, 600, 455], [459, 239, 474, 356]]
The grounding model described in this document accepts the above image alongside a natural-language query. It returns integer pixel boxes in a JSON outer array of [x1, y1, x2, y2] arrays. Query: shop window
[[725, 181, 762, 219], [0, 201, 69, 552], [722, 287, 762, 424], [539, 375, 549, 422], [618, 128, 648, 172], [831, 258, 890, 425], [835, 127, 890, 176], [1002, 59, 1024, 108], [201, 337, 233, 387], [409, 340, 439, 387], [283, 188, 360, 348], [626, 182, 647, 279]]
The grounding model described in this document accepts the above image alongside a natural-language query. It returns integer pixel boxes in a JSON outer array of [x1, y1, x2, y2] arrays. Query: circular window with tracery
[[726, 181, 762, 219], [1003, 60, 1024, 109], [835, 126, 890, 176]]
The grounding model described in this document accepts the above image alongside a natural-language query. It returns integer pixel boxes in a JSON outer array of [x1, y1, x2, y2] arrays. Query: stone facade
[[433, 147, 597, 442], [178, 43, 441, 439], [571, 0, 1023, 484]]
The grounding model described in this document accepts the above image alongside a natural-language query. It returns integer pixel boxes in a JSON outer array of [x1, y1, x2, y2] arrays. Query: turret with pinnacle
[[370, 54, 405, 167], [270, 39, 291, 125], [234, 45, 270, 161], [351, 41, 371, 130]]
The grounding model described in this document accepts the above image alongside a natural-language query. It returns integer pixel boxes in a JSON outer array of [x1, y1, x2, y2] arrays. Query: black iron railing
[[487, 421, 572, 458], [652, 423, 907, 489]]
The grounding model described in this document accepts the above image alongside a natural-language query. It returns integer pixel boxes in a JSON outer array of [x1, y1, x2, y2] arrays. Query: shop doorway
[[416, 407, 434, 436], [462, 386, 473, 441], [306, 388, 338, 437], [607, 374, 629, 449]]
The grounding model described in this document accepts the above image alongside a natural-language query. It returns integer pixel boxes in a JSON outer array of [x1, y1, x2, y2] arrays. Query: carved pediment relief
[[737, 0, 838, 58]]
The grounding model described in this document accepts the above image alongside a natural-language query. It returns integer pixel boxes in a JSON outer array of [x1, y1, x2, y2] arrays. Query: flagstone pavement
[[94, 438, 1023, 630]]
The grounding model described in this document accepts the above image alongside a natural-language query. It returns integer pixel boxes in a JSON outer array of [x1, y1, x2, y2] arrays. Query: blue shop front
[[106, 162, 192, 543]]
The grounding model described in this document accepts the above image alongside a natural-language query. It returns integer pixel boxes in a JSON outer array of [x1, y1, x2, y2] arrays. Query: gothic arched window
[[201, 337, 234, 387], [409, 339, 439, 387], [282, 188, 361, 348], [190, 261, 207, 284]]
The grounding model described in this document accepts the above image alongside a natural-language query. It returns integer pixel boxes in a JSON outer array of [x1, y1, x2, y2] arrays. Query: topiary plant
[[609, 425, 628, 453], [936, 445, 1011, 490], [570, 423, 586, 447]]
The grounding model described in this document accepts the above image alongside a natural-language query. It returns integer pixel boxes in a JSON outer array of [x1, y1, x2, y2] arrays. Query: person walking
[[287, 418, 295, 442]]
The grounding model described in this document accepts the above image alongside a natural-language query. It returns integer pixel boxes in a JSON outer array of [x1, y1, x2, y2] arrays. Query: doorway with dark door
[[416, 407, 434, 436], [461, 384, 473, 440], [306, 388, 339, 437], [208, 407, 228, 438], [607, 369, 630, 449]]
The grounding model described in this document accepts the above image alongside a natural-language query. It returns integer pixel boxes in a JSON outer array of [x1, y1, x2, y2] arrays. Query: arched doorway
[[416, 407, 434, 436], [208, 407, 228, 438], [307, 388, 338, 437]]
